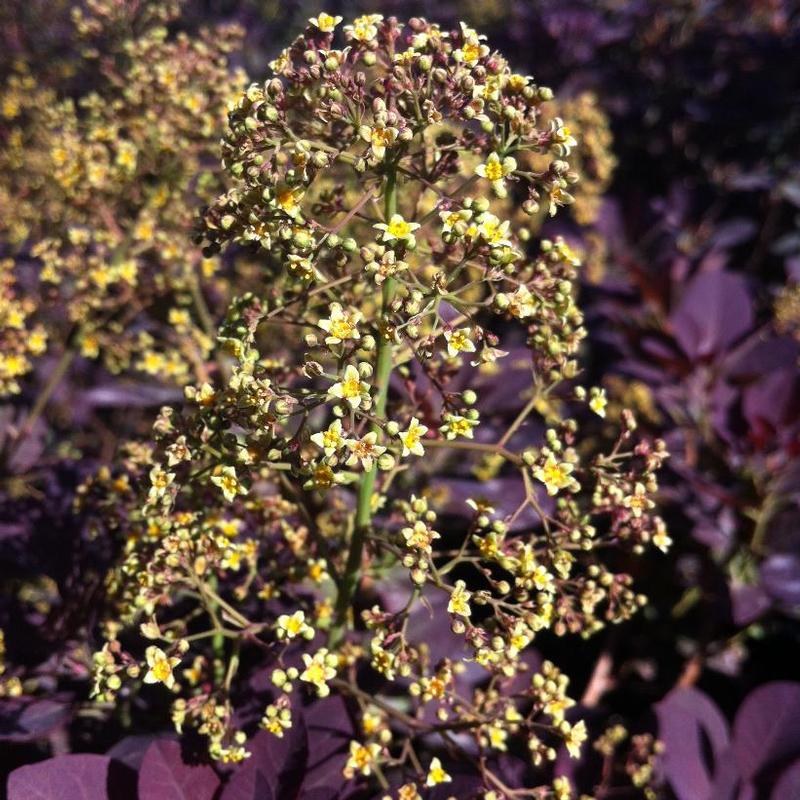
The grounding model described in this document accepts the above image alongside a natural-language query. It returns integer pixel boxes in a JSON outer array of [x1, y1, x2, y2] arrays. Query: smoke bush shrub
[[76, 14, 672, 797]]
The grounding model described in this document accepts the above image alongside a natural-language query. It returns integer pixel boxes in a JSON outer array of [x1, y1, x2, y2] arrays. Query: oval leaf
[[732, 682, 800, 781], [8, 754, 111, 800], [138, 740, 220, 800], [655, 687, 730, 800]]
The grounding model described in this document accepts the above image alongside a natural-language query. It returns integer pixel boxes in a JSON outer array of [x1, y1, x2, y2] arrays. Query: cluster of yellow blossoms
[[77, 13, 668, 797]]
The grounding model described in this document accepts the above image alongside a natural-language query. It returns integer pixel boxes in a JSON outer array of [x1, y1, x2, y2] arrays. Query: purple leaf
[[761, 554, 800, 610], [106, 734, 170, 771], [302, 696, 354, 792], [138, 740, 220, 800], [8, 754, 112, 800], [732, 682, 800, 781], [655, 687, 730, 800], [772, 758, 800, 800], [707, 218, 757, 249], [221, 717, 307, 800], [670, 271, 753, 360], [0, 698, 69, 743]]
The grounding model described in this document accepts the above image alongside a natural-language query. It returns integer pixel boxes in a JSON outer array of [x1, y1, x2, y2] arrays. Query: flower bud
[[377, 453, 396, 471]]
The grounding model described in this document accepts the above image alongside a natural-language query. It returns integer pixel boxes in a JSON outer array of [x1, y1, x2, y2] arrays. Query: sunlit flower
[[343, 740, 381, 778], [623, 482, 654, 518], [328, 364, 369, 409], [269, 49, 290, 74], [300, 648, 337, 697], [345, 14, 383, 42], [308, 13, 342, 33], [374, 214, 420, 246], [402, 520, 440, 553], [447, 580, 472, 617], [444, 327, 477, 358], [440, 413, 477, 440], [310, 418, 346, 457], [274, 186, 304, 218], [564, 720, 588, 758], [425, 756, 452, 786], [439, 207, 472, 235], [454, 23, 488, 66], [359, 124, 398, 161], [277, 610, 314, 640], [533, 455, 575, 496], [397, 417, 428, 457], [475, 152, 517, 190], [345, 431, 386, 471], [318, 303, 361, 345], [143, 646, 180, 689], [148, 466, 175, 502], [652, 518, 672, 553], [589, 389, 608, 418], [211, 465, 247, 502]]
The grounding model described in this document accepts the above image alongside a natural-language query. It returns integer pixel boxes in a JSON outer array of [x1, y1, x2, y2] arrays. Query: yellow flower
[[275, 186, 304, 218], [28, 329, 47, 356], [552, 118, 578, 153], [116, 141, 137, 172], [269, 49, 290, 74], [359, 124, 398, 160], [148, 466, 175, 502], [374, 214, 420, 245], [307, 558, 329, 584], [143, 646, 180, 689], [277, 610, 314, 640], [261, 703, 292, 737], [328, 364, 369, 409], [211, 465, 247, 502], [397, 417, 428, 457], [309, 13, 342, 33], [533, 455, 575, 496], [397, 784, 422, 800], [455, 23, 487, 66], [439, 207, 472, 235], [166, 436, 191, 466], [440, 413, 477, 440], [310, 419, 345, 457], [345, 15, 382, 42], [401, 520, 440, 553], [475, 152, 517, 188], [343, 740, 381, 778], [318, 302, 361, 345], [425, 756, 451, 786], [444, 327, 477, 358], [507, 285, 537, 319], [589, 389, 608, 418], [300, 648, 337, 696], [564, 720, 588, 758], [447, 580, 472, 618], [623, 482, 653, 518], [477, 213, 513, 248], [652, 517, 672, 553], [345, 431, 386, 471]]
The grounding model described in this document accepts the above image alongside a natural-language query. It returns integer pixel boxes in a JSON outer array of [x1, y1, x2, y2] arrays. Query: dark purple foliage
[[138, 741, 220, 800]]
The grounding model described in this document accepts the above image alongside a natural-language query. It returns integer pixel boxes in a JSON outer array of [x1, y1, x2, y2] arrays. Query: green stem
[[7, 348, 75, 460], [330, 166, 398, 646]]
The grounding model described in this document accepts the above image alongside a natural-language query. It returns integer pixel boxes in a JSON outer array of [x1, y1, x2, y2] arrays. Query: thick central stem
[[330, 167, 398, 644]]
